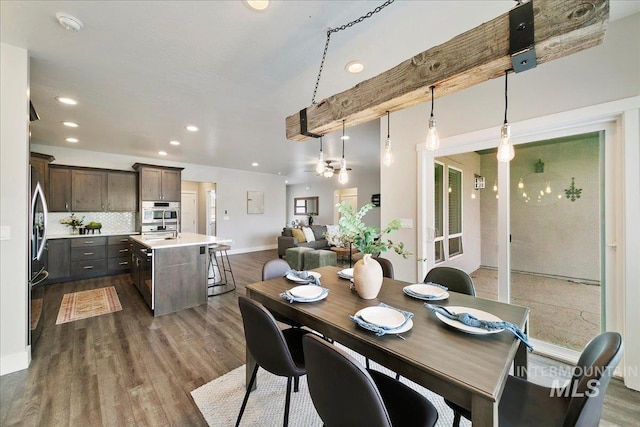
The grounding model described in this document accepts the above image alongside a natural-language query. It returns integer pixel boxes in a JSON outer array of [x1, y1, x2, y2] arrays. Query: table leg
[[472, 394, 498, 426], [514, 316, 529, 379]]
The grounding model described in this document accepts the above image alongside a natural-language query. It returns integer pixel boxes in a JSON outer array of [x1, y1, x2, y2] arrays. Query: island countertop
[[129, 232, 232, 249]]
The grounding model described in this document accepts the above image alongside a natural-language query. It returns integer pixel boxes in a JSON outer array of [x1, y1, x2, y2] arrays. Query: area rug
[[56, 286, 122, 324], [191, 344, 471, 427]]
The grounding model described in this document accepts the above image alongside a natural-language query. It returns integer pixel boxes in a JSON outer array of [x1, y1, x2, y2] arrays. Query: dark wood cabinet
[[48, 166, 72, 212], [107, 172, 137, 211], [72, 169, 107, 211], [133, 163, 183, 202], [46, 239, 70, 280], [30, 152, 54, 193]]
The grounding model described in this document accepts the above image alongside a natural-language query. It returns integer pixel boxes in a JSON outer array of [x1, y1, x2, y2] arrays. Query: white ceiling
[[2, 1, 638, 184]]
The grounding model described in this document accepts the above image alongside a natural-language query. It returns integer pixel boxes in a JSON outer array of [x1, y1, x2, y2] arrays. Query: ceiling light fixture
[[56, 12, 84, 32], [245, 0, 269, 11], [345, 60, 364, 74], [169, 140, 180, 146], [62, 121, 78, 128], [186, 125, 199, 132], [315, 136, 325, 175], [252, 162, 259, 167], [65, 137, 78, 143], [383, 111, 394, 166], [338, 120, 349, 184], [158, 151, 167, 156], [56, 96, 77, 105], [497, 70, 516, 162], [425, 85, 440, 151]]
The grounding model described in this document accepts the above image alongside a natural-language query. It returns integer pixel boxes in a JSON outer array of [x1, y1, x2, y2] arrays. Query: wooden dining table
[[245, 266, 530, 427]]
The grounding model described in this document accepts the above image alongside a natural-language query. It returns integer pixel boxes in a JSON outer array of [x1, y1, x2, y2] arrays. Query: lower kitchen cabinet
[[46, 234, 133, 284]]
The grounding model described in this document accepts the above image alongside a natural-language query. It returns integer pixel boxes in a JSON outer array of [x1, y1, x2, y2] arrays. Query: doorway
[[181, 191, 197, 233], [334, 187, 358, 223]]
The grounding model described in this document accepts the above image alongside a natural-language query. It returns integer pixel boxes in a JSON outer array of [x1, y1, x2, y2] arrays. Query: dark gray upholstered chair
[[237, 296, 313, 427], [374, 257, 394, 279], [447, 332, 623, 427], [302, 334, 438, 427], [261, 259, 301, 328], [423, 266, 475, 296]]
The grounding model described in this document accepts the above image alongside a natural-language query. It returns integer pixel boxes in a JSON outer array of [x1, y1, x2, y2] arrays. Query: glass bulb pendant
[[426, 117, 440, 151], [316, 151, 325, 174], [383, 137, 394, 166], [338, 158, 348, 184], [496, 123, 515, 162]]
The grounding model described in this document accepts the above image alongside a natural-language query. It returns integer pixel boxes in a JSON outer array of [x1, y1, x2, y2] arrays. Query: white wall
[[30, 144, 286, 253], [0, 43, 30, 375]]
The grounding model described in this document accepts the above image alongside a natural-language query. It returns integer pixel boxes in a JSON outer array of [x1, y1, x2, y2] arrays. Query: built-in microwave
[[141, 201, 180, 224]]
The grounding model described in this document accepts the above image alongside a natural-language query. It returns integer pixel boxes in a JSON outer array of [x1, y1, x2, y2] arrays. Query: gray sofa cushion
[[300, 240, 329, 250], [311, 225, 327, 241]]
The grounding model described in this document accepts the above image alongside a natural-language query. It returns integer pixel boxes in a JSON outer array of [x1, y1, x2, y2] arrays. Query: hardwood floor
[[1, 249, 637, 426]]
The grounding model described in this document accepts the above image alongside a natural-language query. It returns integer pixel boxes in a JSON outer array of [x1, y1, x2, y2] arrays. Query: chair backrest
[[302, 334, 392, 427], [262, 258, 290, 280], [374, 257, 394, 279], [237, 295, 299, 377], [424, 266, 475, 296], [563, 332, 623, 426]]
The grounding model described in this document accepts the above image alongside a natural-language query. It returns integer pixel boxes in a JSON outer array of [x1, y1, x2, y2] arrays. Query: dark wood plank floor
[[1, 249, 637, 426]]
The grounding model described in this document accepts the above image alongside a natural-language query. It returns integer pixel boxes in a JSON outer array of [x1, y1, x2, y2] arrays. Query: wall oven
[[141, 201, 180, 235]]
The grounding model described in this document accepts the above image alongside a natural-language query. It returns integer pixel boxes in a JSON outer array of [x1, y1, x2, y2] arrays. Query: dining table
[[245, 266, 530, 427]]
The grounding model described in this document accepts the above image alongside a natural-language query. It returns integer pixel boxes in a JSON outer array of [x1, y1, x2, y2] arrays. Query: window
[[433, 162, 463, 263]]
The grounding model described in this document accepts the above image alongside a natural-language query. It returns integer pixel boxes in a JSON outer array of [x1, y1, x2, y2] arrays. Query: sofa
[[277, 225, 332, 258]]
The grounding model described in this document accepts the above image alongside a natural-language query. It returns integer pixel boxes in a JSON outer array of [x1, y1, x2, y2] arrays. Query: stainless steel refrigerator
[[29, 170, 48, 350]]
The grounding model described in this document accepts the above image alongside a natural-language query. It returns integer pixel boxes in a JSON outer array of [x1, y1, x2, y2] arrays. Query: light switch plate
[[0, 226, 10, 240]]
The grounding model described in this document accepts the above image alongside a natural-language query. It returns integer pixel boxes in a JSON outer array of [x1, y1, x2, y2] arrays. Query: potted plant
[[337, 202, 410, 299]]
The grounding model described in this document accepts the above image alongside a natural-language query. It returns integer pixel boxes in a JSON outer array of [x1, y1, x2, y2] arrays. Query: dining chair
[[302, 334, 439, 427], [447, 331, 623, 427], [237, 296, 313, 427], [261, 259, 302, 328], [374, 257, 394, 279], [423, 266, 475, 296]]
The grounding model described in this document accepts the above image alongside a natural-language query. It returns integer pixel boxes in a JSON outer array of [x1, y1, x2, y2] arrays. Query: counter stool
[[208, 244, 236, 296]]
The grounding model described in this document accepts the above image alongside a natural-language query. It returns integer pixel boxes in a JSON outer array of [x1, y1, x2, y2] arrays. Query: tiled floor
[[471, 267, 601, 351]]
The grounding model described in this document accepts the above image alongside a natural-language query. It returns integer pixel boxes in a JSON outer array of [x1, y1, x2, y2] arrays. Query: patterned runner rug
[[56, 286, 122, 324], [191, 344, 470, 427]]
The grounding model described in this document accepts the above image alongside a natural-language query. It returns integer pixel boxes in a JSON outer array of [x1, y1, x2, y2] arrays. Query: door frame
[[180, 190, 198, 233], [418, 96, 639, 388]]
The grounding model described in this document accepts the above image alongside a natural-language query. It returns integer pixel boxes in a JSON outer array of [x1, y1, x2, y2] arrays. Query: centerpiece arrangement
[[336, 202, 410, 299], [60, 213, 84, 234]]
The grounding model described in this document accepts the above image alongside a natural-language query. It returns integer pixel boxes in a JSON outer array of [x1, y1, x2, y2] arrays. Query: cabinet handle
[[119, 261, 129, 266], [83, 266, 94, 269], [119, 249, 129, 253], [120, 239, 128, 242], [83, 252, 94, 255], [65, 202, 69, 211], [84, 241, 94, 244]]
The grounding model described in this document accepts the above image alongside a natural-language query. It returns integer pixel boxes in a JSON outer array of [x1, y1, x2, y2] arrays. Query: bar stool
[[208, 244, 236, 296]]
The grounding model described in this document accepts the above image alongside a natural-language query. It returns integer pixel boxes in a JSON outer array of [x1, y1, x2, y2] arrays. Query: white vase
[[353, 253, 383, 299]]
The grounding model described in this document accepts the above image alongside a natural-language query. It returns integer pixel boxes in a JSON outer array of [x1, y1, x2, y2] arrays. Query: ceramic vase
[[353, 253, 383, 299]]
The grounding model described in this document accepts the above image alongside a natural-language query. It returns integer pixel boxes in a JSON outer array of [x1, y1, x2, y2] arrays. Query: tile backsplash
[[48, 212, 135, 235]]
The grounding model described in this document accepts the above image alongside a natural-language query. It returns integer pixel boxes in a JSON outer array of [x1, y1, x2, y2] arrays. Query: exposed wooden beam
[[286, 0, 609, 141]]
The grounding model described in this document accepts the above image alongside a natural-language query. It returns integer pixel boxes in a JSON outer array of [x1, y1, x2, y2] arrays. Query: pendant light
[[339, 120, 349, 184], [425, 85, 440, 151], [315, 136, 325, 174], [497, 70, 515, 162], [383, 111, 394, 166]]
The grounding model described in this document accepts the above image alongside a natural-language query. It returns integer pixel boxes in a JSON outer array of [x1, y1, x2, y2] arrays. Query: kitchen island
[[129, 233, 232, 316]]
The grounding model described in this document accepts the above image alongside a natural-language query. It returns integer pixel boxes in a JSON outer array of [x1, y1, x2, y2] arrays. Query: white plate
[[404, 284, 447, 298], [355, 308, 413, 333], [286, 271, 321, 283], [434, 306, 504, 335], [289, 285, 324, 299], [338, 268, 354, 278], [358, 306, 406, 329], [404, 288, 449, 301]]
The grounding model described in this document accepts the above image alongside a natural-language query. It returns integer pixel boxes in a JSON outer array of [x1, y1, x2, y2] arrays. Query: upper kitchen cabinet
[[107, 172, 137, 211], [133, 164, 183, 201], [49, 165, 72, 212], [72, 169, 107, 211], [30, 152, 54, 193]]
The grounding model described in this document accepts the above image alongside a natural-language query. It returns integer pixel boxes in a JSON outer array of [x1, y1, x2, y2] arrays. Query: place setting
[[350, 303, 413, 338], [284, 269, 322, 286], [337, 267, 354, 280], [424, 303, 533, 350], [403, 282, 449, 301], [280, 285, 329, 303]]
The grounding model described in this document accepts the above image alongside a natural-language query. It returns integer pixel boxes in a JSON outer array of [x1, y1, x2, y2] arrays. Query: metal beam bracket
[[509, 1, 537, 73], [299, 109, 322, 139]]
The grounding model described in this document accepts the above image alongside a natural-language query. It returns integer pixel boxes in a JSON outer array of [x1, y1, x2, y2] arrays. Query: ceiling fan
[[305, 160, 352, 178]]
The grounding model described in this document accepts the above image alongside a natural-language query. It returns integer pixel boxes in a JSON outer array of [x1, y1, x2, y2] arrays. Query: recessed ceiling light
[[186, 125, 199, 132], [56, 12, 84, 32], [345, 60, 364, 74], [245, 0, 269, 10], [251, 162, 259, 167], [62, 121, 78, 128], [169, 140, 181, 146], [56, 96, 77, 105], [158, 151, 168, 156], [65, 137, 78, 143]]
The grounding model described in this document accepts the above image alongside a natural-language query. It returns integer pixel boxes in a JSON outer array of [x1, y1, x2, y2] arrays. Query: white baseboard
[[226, 244, 276, 255], [0, 346, 30, 376]]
